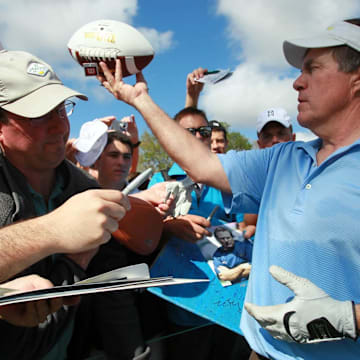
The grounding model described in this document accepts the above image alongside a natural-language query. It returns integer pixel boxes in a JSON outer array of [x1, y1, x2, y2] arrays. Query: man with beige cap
[[0, 49, 130, 359], [98, 17, 360, 360]]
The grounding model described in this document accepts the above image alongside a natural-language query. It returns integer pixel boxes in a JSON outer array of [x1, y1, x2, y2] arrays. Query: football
[[112, 196, 164, 255], [67, 19, 155, 77]]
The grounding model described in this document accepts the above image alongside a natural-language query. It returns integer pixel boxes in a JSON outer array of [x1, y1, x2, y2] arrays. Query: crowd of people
[[0, 16, 359, 360]]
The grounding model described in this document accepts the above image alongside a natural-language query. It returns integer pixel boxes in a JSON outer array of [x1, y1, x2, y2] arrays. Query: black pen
[[205, 70, 220, 75]]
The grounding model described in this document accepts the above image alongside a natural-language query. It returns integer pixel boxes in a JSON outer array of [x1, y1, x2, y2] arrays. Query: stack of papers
[[0, 263, 208, 306]]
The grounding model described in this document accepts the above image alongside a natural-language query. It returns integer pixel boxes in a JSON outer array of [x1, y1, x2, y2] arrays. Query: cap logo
[[326, 26, 334, 31], [27, 62, 49, 77], [267, 109, 275, 118]]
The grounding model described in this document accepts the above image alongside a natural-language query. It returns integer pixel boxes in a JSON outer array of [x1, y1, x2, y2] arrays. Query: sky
[[1, 0, 360, 143]]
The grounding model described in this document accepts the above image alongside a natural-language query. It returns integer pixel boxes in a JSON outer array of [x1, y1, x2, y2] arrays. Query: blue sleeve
[[218, 148, 272, 215]]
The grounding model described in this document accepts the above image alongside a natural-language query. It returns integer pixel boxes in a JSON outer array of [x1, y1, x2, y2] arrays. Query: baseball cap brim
[[283, 36, 344, 69], [2, 83, 87, 118], [283, 20, 360, 69]]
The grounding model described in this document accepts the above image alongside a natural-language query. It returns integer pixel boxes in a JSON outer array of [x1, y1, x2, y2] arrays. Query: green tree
[[227, 132, 252, 151], [217, 122, 252, 151], [137, 124, 252, 172], [137, 131, 172, 172]]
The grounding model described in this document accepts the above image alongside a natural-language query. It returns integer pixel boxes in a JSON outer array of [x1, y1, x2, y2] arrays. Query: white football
[[67, 19, 155, 77]]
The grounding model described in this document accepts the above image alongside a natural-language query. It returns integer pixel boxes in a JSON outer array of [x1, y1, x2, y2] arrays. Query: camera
[[110, 120, 128, 132]]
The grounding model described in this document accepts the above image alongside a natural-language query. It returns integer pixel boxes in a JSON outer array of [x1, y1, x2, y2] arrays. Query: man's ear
[[350, 68, 360, 97], [292, 133, 296, 141], [0, 121, 5, 143]]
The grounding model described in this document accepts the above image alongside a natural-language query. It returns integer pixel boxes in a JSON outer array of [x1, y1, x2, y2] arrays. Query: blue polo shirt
[[219, 139, 360, 359]]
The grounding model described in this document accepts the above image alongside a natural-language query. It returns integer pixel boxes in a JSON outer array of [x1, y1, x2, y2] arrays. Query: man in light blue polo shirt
[[97, 16, 360, 360]]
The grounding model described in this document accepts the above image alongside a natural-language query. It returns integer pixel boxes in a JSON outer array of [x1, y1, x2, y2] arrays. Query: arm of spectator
[[65, 248, 99, 270], [0, 189, 130, 282], [218, 263, 251, 281], [162, 214, 211, 243], [185, 67, 208, 108], [98, 115, 117, 127], [0, 275, 77, 327], [96, 60, 229, 192], [118, 114, 139, 174]]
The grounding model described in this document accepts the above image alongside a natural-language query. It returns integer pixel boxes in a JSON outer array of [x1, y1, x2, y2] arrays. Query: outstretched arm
[[96, 60, 231, 193]]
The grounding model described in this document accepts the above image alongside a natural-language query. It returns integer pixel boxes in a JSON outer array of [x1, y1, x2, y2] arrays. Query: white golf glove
[[245, 265, 358, 343], [166, 177, 195, 217]]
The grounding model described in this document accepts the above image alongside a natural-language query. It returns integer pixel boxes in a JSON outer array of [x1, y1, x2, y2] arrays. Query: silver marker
[[207, 205, 219, 222], [122, 168, 153, 195]]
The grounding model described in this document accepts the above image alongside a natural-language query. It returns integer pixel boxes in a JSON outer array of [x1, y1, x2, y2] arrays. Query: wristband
[[132, 141, 141, 148]]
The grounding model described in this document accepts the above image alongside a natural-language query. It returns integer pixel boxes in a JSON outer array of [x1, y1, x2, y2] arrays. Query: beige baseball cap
[[0, 50, 87, 117], [283, 20, 360, 69]]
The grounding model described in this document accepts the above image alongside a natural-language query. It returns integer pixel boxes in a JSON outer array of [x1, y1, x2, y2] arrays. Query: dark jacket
[[0, 153, 99, 360]]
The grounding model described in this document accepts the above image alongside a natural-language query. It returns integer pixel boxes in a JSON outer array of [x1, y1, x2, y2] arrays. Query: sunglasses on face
[[186, 126, 212, 138]]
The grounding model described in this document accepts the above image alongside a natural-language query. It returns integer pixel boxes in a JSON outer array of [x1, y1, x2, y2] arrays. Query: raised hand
[[97, 59, 149, 106]]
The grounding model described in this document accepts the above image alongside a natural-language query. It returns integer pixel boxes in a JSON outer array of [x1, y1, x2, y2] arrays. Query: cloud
[[0, 0, 174, 74], [0, 0, 137, 63], [200, 63, 298, 128], [216, 0, 360, 69], [139, 28, 174, 53], [201, 0, 360, 130]]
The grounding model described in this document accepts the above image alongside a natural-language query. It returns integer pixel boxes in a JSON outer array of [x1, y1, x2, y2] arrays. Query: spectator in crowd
[[149, 107, 242, 240], [0, 49, 131, 360], [256, 107, 295, 149], [68, 125, 170, 359], [209, 120, 229, 154], [239, 107, 295, 240], [93, 130, 135, 190], [97, 17, 360, 360], [147, 106, 246, 360], [185, 68, 230, 155], [66, 114, 140, 181]]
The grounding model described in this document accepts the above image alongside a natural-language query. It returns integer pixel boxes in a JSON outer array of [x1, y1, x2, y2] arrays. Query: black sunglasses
[[186, 126, 212, 138]]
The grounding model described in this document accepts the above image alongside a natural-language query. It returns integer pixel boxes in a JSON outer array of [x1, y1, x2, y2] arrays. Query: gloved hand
[[166, 177, 195, 217], [245, 265, 358, 343]]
